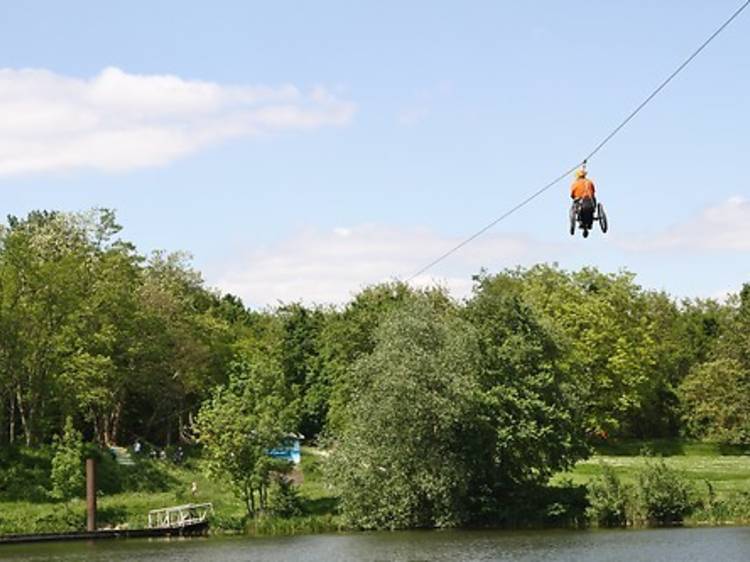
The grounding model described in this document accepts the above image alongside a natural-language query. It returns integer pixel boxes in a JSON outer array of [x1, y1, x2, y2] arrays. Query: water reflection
[[2, 527, 750, 562]]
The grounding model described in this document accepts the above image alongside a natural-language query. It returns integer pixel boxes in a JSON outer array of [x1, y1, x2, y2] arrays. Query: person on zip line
[[570, 166, 597, 230]]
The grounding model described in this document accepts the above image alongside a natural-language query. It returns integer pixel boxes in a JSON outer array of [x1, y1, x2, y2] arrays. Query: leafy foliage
[[267, 475, 304, 518], [632, 457, 696, 525], [470, 266, 690, 438], [329, 291, 589, 529], [195, 352, 300, 516], [680, 359, 750, 443], [0, 209, 238, 447], [679, 285, 750, 443], [51, 417, 85, 501], [329, 296, 481, 529], [586, 464, 630, 527], [464, 283, 589, 495], [1, 207, 749, 531]]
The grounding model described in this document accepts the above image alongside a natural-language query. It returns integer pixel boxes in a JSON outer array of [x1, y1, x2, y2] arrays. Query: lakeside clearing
[[0, 447, 339, 535], [2, 440, 749, 536], [558, 440, 750, 496]]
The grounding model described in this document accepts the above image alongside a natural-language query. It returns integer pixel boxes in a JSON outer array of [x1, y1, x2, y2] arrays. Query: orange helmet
[[575, 168, 587, 179]]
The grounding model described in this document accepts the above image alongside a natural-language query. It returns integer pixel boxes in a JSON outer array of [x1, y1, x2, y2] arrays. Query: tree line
[[1, 209, 748, 525]]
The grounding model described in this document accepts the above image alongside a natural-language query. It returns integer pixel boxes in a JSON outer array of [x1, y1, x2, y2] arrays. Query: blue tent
[[267, 434, 302, 464]]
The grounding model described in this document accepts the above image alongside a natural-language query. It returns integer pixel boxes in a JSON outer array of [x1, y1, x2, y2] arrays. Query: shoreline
[[4, 517, 750, 548]]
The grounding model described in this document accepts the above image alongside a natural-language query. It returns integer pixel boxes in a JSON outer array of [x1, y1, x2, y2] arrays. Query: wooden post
[[86, 458, 97, 532]]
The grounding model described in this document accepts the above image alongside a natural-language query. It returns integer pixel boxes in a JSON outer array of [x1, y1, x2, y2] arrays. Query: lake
[[2, 527, 750, 561]]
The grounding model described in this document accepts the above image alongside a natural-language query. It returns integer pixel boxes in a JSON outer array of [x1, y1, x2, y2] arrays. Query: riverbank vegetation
[[1, 209, 750, 533]]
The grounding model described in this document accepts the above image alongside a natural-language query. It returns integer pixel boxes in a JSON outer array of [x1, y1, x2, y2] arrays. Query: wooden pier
[[0, 503, 213, 546], [148, 503, 214, 530]]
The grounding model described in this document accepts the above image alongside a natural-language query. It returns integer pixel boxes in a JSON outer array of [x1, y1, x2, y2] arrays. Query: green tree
[[51, 417, 85, 501], [0, 210, 107, 444], [0, 209, 239, 447], [463, 284, 589, 498], [195, 352, 299, 516], [277, 303, 327, 438], [679, 285, 750, 443], [322, 282, 453, 436], [471, 266, 689, 437], [329, 297, 481, 529], [680, 359, 750, 443]]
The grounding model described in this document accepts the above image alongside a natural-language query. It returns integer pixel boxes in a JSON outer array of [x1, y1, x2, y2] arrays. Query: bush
[[679, 359, 750, 444], [0, 503, 86, 534], [51, 418, 85, 501], [586, 459, 697, 527], [477, 481, 588, 528], [693, 483, 750, 524], [209, 512, 247, 533], [246, 514, 341, 536], [586, 464, 630, 527], [267, 476, 303, 518], [632, 457, 696, 525], [0, 446, 54, 502]]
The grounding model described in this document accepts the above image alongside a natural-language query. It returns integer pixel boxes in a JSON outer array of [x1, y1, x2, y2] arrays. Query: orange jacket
[[570, 178, 596, 199]]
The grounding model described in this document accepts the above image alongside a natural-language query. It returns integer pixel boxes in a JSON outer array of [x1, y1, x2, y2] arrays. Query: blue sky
[[1, 1, 748, 306]]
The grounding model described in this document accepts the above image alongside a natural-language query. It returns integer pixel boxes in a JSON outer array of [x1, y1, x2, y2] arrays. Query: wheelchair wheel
[[569, 207, 576, 235], [598, 203, 608, 233]]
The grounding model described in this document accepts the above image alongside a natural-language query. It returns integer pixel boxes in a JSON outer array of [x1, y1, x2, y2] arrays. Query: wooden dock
[[0, 503, 213, 546]]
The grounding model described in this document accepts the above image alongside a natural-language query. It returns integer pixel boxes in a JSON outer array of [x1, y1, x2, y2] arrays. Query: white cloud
[[0, 67, 355, 176], [618, 196, 750, 252], [212, 224, 555, 307]]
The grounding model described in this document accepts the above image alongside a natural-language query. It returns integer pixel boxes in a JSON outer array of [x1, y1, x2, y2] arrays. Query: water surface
[[2, 526, 749, 561]]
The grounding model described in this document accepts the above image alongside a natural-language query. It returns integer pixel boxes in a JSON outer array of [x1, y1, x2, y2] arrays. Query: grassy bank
[[2, 440, 749, 536], [555, 439, 750, 525], [560, 440, 750, 494], [0, 446, 340, 536]]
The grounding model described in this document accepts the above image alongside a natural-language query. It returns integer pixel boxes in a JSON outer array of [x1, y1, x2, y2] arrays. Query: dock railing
[[147, 503, 214, 529]]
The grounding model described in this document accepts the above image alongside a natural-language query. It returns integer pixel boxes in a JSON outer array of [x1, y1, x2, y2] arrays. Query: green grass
[[0, 446, 339, 536], [555, 439, 750, 496], [297, 447, 339, 516], [553, 439, 750, 525], [3, 440, 749, 535]]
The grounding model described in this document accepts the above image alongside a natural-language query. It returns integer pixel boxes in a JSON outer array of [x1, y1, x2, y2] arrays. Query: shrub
[[693, 483, 750, 524], [0, 446, 54, 502], [679, 359, 750, 444], [210, 513, 247, 533], [586, 464, 630, 527], [0, 503, 86, 534], [51, 418, 85, 501], [632, 457, 696, 525], [267, 476, 303, 518]]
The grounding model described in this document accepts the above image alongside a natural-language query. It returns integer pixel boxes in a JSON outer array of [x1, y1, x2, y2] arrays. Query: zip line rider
[[570, 166, 596, 230]]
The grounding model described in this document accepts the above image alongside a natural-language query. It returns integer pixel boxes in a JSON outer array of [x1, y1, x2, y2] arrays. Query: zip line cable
[[406, 0, 750, 282], [584, 0, 750, 163]]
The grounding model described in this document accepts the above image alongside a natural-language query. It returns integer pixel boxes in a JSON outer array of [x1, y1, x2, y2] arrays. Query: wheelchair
[[570, 198, 608, 238]]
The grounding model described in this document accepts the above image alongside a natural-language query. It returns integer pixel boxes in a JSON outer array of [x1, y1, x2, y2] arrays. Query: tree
[[195, 352, 299, 516], [322, 282, 453, 436], [463, 283, 589, 497], [680, 359, 750, 443], [679, 285, 750, 444], [0, 211, 106, 445], [51, 417, 85, 501], [329, 297, 481, 529], [277, 303, 327, 438], [0, 209, 239, 447], [470, 266, 689, 437]]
